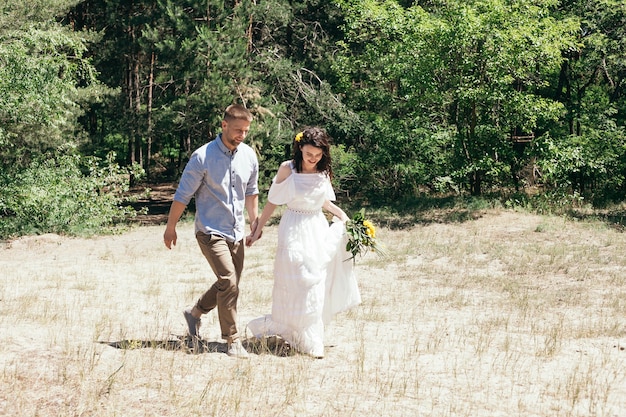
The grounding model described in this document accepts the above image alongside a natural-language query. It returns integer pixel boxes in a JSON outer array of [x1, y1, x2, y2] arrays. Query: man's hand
[[246, 229, 263, 246], [246, 219, 262, 247], [163, 227, 177, 249], [163, 201, 186, 249]]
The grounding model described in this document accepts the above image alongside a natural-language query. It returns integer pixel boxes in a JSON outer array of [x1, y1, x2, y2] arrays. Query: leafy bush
[[0, 151, 143, 239], [331, 144, 359, 199]]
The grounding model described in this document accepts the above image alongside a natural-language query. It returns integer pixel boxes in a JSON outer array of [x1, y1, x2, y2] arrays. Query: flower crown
[[294, 132, 303, 142]]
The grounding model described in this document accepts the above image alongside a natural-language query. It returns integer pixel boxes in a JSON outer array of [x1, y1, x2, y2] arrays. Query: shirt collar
[[216, 134, 238, 155]]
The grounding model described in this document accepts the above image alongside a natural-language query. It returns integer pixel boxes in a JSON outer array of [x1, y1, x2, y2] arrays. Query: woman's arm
[[246, 161, 292, 246], [323, 200, 349, 222]]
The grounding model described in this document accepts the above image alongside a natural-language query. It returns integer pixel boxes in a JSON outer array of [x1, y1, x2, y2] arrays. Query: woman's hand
[[246, 227, 263, 247], [324, 200, 349, 222]]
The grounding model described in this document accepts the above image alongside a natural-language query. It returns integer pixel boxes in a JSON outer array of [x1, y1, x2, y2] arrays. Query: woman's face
[[301, 144, 324, 171]]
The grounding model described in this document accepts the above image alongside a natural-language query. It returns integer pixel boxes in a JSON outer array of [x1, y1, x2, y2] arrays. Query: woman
[[246, 127, 361, 358]]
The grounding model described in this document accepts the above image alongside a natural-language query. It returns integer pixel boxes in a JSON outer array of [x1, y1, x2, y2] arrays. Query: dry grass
[[1, 210, 626, 416]]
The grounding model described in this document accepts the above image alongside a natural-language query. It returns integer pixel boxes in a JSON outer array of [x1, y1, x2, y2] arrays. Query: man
[[163, 104, 259, 358]]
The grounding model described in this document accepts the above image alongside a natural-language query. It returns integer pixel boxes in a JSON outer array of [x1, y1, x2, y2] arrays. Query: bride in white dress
[[246, 127, 361, 358]]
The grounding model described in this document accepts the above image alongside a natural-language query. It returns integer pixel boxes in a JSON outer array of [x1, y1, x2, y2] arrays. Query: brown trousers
[[194, 232, 244, 342]]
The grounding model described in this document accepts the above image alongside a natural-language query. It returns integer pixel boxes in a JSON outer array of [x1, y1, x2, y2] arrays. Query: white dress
[[247, 163, 361, 357]]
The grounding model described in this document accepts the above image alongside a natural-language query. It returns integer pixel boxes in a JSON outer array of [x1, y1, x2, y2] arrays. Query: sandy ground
[[1, 210, 626, 416]]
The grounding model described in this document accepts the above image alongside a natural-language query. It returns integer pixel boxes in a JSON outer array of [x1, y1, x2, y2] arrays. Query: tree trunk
[[471, 171, 482, 196], [126, 23, 142, 187], [134, 58, 142, 169], [468, 101, 481, 195], [127, 53, 136, 182], [146, 50, 155, 179]]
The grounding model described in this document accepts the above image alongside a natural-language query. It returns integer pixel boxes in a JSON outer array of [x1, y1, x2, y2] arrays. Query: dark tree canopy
[[1, 0, 626, 237]]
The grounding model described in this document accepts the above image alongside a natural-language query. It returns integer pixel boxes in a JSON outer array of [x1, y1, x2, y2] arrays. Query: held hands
[[246, 219, 263, 247], [245, 230, 262, 246]]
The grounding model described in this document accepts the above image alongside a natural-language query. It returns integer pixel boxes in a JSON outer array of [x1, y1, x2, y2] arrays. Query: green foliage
[[251, 0, 357, 146], [330, 144, 359, 197], [0, 13, 101, 168], [1, 0, 625, 238], [0, 1, 126, 238], [334, 0, 580, 197], [0, 0, 80, 31], [545, 0, 626, 202], [0, 151, 143, 239], [534, 124, 626, 202], [504, 190, 587, 216]]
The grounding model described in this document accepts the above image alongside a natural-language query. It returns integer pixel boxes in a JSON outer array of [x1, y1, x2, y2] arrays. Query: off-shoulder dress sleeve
[[324, 176, 336, 201], [267, 174, 296, 205]]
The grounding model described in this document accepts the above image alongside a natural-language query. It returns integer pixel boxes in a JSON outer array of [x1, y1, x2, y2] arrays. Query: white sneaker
[[227, 339, 249, 358]]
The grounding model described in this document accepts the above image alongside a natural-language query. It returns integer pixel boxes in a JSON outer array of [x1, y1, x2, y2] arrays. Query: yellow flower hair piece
[[295, 132, 303, 142]]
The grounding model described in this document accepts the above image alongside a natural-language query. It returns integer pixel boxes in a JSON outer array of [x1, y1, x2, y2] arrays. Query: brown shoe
[[183, 308, 201, 338]]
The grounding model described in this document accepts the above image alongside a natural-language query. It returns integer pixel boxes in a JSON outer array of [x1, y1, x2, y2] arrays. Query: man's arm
[[245, 193, 259, 235], [163, 200, 187, 249]]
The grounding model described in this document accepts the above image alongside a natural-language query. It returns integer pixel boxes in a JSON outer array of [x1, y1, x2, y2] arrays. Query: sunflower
[[363, 220, 375, 238], [345, 209, 385, 262]]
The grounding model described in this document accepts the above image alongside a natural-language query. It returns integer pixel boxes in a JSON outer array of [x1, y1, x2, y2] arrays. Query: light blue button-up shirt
[[173, 135, 259, 242]]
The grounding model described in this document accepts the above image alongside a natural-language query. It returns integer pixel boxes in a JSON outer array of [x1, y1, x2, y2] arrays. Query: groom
[[163, 104, 259, 358]]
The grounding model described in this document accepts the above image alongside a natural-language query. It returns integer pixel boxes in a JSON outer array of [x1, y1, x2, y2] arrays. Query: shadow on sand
[[99, 335, 295, 357]]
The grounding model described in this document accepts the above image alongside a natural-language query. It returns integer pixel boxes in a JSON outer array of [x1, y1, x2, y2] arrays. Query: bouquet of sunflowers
[[345, 209, 385, 262]]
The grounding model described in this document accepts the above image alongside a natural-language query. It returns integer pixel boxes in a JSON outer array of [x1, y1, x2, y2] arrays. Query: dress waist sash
[[286, 207, 322, 215]]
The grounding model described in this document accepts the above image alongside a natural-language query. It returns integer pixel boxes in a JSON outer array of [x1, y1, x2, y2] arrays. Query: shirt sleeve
[[173, 154, 203, 205], [268, 174, 295, 205], [245, 148, 260, 196]]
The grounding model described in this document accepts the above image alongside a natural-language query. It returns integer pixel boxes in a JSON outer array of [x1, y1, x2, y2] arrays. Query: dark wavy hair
[[293, 126, 333, 178]]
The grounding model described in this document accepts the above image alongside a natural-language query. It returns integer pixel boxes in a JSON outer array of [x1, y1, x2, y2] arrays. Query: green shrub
[[0, 151, 143, 239]]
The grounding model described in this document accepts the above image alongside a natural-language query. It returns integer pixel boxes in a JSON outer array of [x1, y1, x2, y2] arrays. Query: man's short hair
[[224, 104, 253, 122]]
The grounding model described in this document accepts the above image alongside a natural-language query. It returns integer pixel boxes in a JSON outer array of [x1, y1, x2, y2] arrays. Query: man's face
[[221, 118, 251, 150]]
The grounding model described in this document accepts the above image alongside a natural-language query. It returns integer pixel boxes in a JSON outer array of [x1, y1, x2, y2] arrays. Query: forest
[[1, 0, 625, 237]]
